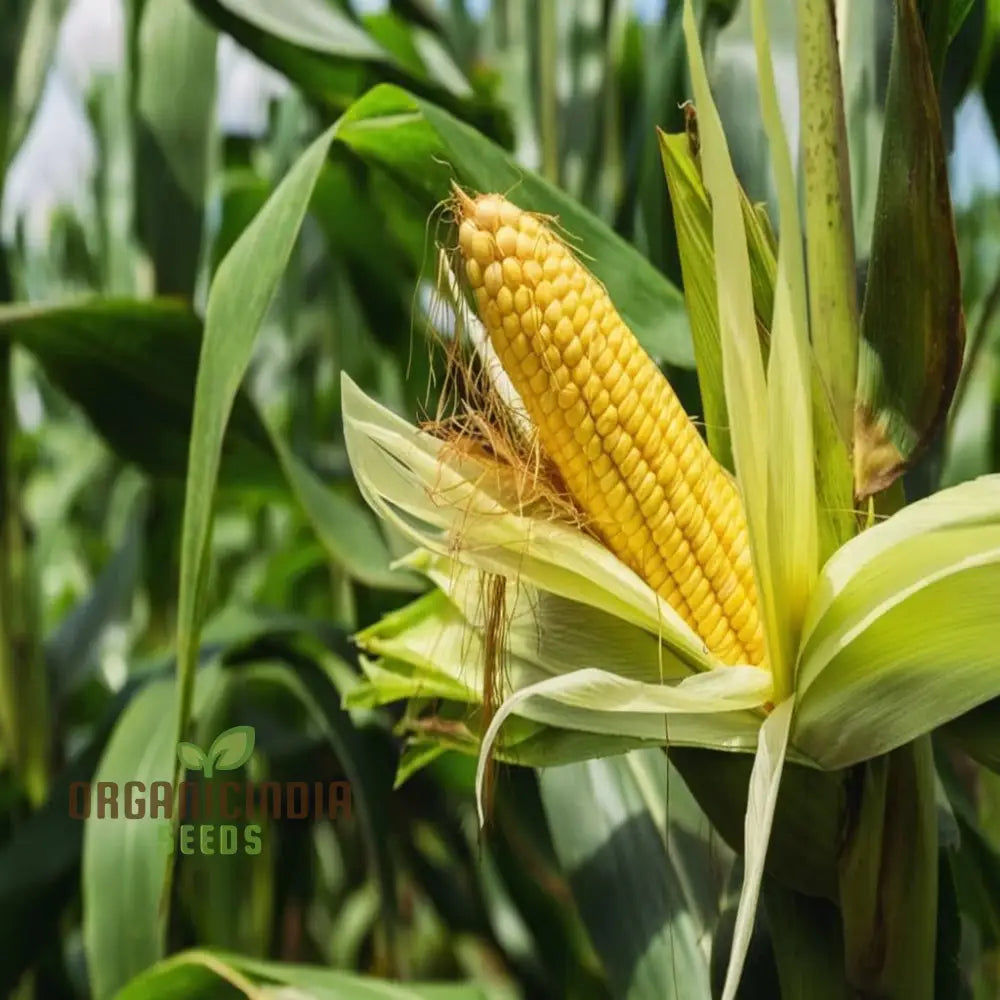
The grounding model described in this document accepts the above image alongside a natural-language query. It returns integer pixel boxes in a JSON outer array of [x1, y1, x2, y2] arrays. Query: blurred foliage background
[[2, 0, 1000, 997]]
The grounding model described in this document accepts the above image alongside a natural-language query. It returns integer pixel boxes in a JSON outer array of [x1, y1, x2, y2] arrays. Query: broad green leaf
[[266, 425, 422, 592], [836, 0, 885, 256], [855, 0, 965, 497], [236, 657, 399, 946], [114, 948, 487, 999], [0, 300, 281, 488], [680, 0, 780, 676], [335, 84, 693, 367], [538, 749, 723, 1000], [5, 0, 69, 164], [83, 678, 177, 998], [658, 127, 776, 470], [762, 886, 850, 1000], [796, 0, 860, 454], [135, 0, 217, 296], [0, 0, 26, 178], [752, 0, 818, 693], [0, 703, 120, 995], [670, 746, 843, 901], [946, 0, 978, 41], [795, 476, 1000, 767], [172, 123, 337, 893], [190, 0, 497, 132], [46, 490, 144, 697], [202, 0, 384, 59], [838, 738, 938, 999], [719, 698, 793, 1000]]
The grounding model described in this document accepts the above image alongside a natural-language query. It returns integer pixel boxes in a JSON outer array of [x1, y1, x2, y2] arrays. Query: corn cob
[[453, 188, 765, 667]]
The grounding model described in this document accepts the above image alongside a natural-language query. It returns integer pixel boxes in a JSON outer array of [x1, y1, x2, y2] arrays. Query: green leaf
[[135, 0, 217, 296], [796, 0, 860, 457], [854, 0, 965, 497], [538, 749, 719, 1000], [266, 425, 423, 592], [752, 0, 819, 691], [46, 488, 145, 697], [335, 84, 693, 367], [795, 475, 1000, 768], [113, 948, 489, 999], [668, 746, 843, 902], [838, 738, 938, 999], [85, 667, 226, 998], [83, 679, 177, 999], [657, 127, 776, 470], [0, 300, 281, 488], [762, 886, 850, 1000], [679, 0, 781, 684], [0, 703, 120, 996], [171, 122, 337, 902], [718, 698, 794, 1000], [4, 0, 69, 164], [206, 723, 255, 772], [237, 656, 399, 952], [175, 741, 207, 771], [190, 0, 498, 133]]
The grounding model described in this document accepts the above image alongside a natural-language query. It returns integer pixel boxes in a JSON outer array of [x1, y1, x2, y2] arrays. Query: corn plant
[[2, 1, 1000, 999]]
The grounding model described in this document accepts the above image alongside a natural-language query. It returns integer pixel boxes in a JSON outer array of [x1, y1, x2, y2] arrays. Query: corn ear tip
[[450, 180, 477, 218]]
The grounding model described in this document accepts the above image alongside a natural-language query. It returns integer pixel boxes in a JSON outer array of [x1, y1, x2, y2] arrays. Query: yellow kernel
[[563, 338, 583, 368], [470, 231, 494, 266], [522, 306, 540, 335], [498, 200, 520, 228], [483, 301, 501, 328], [543, 300, 562, 328], [523, 259, 543, 286], [495, 225, 518, 257], [518, 212, 540, 236], [572, 357, 592, 386], [502, 257, 522, 287], [465, 258, 483, 287], [516, 231, 538, 260], [529, 368, 549, 396], [553, 317, 575, 348], [595, 404, 618, 437], [496, 286, 514, 316], [514, 286, 532, 313], [474, 196, 500, 231], [483, 261, 503, 297]]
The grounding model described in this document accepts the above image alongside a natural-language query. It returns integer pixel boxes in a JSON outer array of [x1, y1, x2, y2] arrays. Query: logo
[[69, 724, 352, 857], [176, 725, 255, 778]]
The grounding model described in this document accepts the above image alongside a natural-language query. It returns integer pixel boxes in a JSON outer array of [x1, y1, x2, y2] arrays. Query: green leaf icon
[[177, 741, 207, 771], [206, 725, 255, 777]]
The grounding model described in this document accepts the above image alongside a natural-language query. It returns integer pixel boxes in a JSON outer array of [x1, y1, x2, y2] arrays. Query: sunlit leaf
[[335, 84, 693, 367], [854, 0, 965, 497], [719, 698, 793, 1000], [0, 300, 281, 488]]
